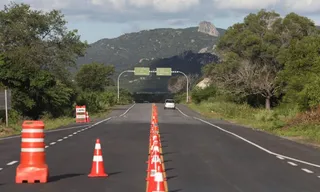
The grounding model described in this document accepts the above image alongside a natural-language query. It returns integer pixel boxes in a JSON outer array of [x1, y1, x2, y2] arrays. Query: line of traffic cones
[[146, 104, 168, 192]]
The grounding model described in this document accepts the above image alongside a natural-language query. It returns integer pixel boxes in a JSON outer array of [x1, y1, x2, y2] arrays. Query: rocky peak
[[198, 21, 220, 37]]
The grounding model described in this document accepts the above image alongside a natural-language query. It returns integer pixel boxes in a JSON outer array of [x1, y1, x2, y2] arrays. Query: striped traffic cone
[[88, 139, 108, 177]]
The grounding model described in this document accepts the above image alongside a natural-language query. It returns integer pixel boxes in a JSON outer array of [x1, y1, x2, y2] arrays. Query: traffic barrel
[[16, 121, 48, 184]]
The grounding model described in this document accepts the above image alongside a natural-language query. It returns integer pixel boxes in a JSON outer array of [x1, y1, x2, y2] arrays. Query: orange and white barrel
[[16, 120, 48, 183]]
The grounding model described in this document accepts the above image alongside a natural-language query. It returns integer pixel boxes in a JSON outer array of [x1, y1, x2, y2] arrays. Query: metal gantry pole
[[117, 70, 134, 103]]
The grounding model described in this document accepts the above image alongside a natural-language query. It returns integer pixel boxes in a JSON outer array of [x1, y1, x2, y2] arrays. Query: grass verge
[[0, 109, 111, 138], [188, 101, 320, 146]]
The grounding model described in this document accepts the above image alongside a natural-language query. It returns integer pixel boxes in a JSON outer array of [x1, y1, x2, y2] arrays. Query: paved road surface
[[0, 103, 320, 191]]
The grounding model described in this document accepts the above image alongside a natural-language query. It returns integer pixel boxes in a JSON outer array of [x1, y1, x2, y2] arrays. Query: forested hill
[[76, 22, 225, 91]]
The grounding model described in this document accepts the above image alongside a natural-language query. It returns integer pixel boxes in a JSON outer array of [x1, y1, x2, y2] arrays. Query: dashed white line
[[50, 142, 56, 145], [287, 162, 298, 166], [7, 161, 18, 165], [277, 156, 285, 160], [45, 145, 49, 148], [63, 137, 68, 139], [301, 168, 314, 173], [68, 134, 73, 137], [57, 139, 63, 142], [317, 176, 320, 178], [0, 168, 3, 171]]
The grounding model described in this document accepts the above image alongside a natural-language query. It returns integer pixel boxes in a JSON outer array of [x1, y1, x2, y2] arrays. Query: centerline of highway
[[0, 103, 136, 172]]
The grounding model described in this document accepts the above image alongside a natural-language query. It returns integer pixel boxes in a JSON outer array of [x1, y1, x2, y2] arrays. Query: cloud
[[1, 0, 320, 25]]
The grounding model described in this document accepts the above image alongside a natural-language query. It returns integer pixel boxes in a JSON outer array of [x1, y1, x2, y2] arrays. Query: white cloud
[[1, 0, 320, 25], [212, 0, 280, 10]]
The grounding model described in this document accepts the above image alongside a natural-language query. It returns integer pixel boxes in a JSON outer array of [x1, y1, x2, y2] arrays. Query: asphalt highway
[[0, 103, 320, 191]]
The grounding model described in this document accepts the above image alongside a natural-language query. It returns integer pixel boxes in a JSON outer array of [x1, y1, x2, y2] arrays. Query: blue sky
[[2, 0, 320, 43]]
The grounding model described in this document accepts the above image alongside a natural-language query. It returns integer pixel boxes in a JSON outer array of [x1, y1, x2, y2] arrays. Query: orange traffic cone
[[86, 112, 90, 122], [88, 139, 108, 177]]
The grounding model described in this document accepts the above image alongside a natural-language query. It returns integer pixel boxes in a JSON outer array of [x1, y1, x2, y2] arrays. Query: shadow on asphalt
[[49, 173, 85, 182], [162, 151, 177, 155], [167, 175, 178, 180], [169, 189, 182, 192], [107, 171, 122, 176], [165, 168, 174, 172]]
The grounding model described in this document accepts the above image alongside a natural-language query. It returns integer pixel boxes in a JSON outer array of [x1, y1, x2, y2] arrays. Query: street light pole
[[173, 71, 189, 103], [117, 70, 134, 103]]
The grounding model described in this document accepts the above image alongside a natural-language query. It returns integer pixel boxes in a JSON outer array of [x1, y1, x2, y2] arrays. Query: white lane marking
[[317, 176, 320, 178], [45, 146, 49, 148], [73, 132, 77, 135], [0, 125, 89, 141], [119, 104, 136, 117], [7, 161, 18, 165], [50, 142, 56, 145], [57, 139, 63, 142], [288, 162, 298, 166], [302, 168, 313, 173], [194, 116, 320, 168], [174, 106, 320, 169], [0, 104, 135, 141], [277, 156, 285, 160], [63, 137, 68, 139], [176, 107, 190, 118], [0, 168, 2, 171], [68, 134, 73, 137]]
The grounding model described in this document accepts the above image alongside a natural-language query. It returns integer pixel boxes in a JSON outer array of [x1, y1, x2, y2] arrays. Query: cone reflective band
[[88, 139, 108, 177], [16, 120, 48, 183]]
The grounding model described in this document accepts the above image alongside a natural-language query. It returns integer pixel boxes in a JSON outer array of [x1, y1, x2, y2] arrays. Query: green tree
[[0, 2, 87, 118], [277, 35, 320, 110], [75, 62, 115, 92], [209, 9, 318, 110]]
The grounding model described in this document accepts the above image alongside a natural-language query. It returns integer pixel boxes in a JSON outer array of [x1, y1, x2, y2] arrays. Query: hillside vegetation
[[77, 26, 225, 92], [187, 10, 320, 144], [0, 2, 132, 137]]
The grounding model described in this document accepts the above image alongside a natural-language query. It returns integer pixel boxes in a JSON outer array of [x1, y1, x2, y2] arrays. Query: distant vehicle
[[164, 99, 175, 109]]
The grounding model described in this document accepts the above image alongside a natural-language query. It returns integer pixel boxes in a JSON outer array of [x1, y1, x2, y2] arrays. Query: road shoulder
[[177, 104, 320, 168]]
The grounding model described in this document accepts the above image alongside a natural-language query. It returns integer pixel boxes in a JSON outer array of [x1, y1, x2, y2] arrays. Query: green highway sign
[[156, 68, 172, 76], [134, 67, 150, 76]]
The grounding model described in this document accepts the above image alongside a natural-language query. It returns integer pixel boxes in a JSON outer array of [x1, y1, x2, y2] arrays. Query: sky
[[2, 0, 320, 43]]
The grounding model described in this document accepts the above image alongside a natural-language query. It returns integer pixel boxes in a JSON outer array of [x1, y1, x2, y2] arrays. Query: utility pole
[[5, 88, 8, 127]]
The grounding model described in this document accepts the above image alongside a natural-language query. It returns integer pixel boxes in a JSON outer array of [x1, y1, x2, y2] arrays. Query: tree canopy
[[205, 9, 320, 110], [75, 62, 115, 92]]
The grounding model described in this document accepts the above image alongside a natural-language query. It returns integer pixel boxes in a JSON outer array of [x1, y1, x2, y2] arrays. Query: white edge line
[[0, 104, 136, 141], [119, 103, 136, 117], [7, 161, 18, 165], [301, 168, 313, 173], [176, 107, 190, 118], [175, 107, 320, 169]]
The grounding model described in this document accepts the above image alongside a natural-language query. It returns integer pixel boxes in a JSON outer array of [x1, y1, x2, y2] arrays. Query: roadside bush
[[191, 85, 218, 104]]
